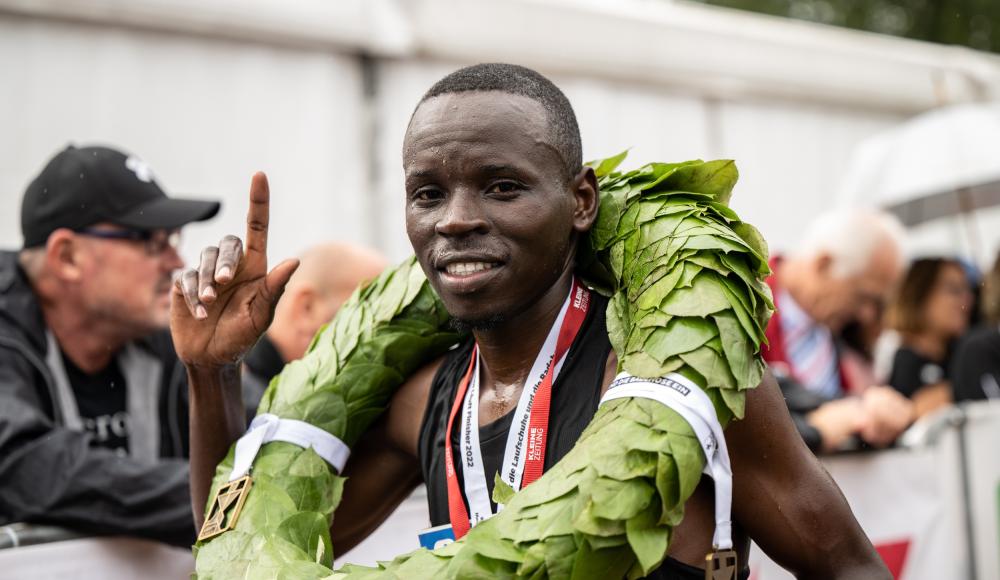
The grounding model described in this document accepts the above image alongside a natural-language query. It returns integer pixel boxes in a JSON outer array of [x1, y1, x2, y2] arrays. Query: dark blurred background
[[696, 0, 1000, 52]]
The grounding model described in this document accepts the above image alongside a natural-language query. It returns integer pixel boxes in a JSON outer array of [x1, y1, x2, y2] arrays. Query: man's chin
[[449, 312, 506, 333], [149, 304, 172, 332]]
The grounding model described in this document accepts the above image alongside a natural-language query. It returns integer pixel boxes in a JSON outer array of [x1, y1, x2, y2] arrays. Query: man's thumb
[[264, 258, 300, 304]]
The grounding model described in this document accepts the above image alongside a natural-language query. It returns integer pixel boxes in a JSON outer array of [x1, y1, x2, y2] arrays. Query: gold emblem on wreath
[[705, 549, 737, 580], [197, 475, 253, 541]]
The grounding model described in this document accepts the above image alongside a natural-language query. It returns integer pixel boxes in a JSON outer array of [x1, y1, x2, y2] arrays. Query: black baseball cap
[[21, 144, 221, 248]]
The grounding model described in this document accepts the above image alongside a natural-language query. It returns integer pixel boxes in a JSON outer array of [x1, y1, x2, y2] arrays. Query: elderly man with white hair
[[764, 210, 915, 452]]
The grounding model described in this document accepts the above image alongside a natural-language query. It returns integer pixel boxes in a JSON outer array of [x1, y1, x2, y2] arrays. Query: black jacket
[[950, 325, 1000, 401], [0, 250, 195, 546]]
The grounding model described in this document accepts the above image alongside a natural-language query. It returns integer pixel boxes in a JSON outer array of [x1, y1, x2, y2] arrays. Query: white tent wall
[[1, 0, 998, 263], [0, 12, 369, 267], [3, 0, 1000, 574]]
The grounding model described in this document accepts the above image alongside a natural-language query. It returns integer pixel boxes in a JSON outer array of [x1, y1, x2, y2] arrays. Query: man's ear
[[44, 229, 83, 282], [571, 166, 599, 233], [290, 286, 323, 326]]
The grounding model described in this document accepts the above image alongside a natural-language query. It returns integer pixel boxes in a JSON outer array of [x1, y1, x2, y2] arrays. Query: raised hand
[[170, 172, 299, 369]]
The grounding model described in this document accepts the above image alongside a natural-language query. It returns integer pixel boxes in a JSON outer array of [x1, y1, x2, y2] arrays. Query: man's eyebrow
[[405, 168, 437, 180], [480, 164, 522, 174], [405, 164, 526, 181]]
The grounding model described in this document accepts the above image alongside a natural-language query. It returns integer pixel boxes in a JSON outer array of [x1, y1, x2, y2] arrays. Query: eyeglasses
[[937, 281, 973, 298], [77, 228, 182, 256]]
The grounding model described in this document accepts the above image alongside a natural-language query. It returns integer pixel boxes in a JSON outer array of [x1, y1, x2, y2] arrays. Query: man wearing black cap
[[0, 144, 219, 546]]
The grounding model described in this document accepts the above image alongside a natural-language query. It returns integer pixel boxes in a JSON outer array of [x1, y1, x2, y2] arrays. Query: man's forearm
[[792, 550, 891, 580], [188, 363, 246, 528], [829, 563, 893, 580]]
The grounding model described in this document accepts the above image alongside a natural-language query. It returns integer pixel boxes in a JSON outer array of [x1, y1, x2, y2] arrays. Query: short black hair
[[417, 63, 583, 179]]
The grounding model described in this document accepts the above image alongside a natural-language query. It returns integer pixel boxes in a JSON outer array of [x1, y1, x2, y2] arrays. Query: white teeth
[[445, 262, 496, 276]]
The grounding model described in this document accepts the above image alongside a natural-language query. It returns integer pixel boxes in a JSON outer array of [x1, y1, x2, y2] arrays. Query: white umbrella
[[838, 102, 1000, 263]]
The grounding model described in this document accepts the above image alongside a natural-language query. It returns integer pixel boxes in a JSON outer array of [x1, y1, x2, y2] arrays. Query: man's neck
[[473, 269, 575, 395], [39, 298, 126, 374]]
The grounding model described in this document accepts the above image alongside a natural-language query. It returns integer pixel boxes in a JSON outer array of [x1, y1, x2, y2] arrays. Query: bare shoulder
[[384, 355, 447, 458], [600, 349, 618, 397], [726, 371, 811, 454]]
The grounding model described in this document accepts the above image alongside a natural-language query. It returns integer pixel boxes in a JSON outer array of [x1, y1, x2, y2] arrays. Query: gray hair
[[791, 209, 906, 277]]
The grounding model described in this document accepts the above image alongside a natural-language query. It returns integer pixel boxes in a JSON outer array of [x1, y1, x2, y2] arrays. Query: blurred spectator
[[886, 258, 973, 417], [839, 308, 885, 395], [957, 257, 984, 328], [951, 252, 1000, 401], [242, 242, 386, 420], [980, 252, 1000, 325], [0, 145, 218, 545], [764, 210, 914, 452]]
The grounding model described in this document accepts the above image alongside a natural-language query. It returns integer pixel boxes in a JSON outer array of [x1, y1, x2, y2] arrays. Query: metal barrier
[[0, 524, 85, 549], [0, 524, 193, 579], [960, 402, 1000, 580], [750, 400, 1000, 580]]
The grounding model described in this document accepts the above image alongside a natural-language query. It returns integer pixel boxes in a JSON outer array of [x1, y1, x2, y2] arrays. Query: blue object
[[417, 523, 456, 550]]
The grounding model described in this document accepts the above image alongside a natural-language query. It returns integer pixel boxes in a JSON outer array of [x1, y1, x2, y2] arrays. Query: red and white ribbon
[[445, 278, 590, 538]]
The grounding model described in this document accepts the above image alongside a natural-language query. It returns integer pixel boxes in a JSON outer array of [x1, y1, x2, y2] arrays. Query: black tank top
[[417, 294, 748, 579]]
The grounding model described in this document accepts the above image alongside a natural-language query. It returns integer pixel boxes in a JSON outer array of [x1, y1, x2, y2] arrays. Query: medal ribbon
[[444, 277, 590, 539]]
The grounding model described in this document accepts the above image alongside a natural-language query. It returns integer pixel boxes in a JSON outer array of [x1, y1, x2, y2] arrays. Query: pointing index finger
[[245, 172, 270, 272]]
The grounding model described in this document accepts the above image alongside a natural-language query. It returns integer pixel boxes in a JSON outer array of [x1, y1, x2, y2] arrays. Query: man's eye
[[487, 181, 522, 195], [413, 189, 443, 202]]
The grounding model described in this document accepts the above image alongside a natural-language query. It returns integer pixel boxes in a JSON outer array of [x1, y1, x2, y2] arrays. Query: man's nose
[[435, 192, 489, 236], [161, 245, 185, 271]]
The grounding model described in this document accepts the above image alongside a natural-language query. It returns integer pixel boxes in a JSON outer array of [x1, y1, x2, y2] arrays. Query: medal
[[197, 475, 253, 541], [444, 277, 590, 538], [705, 549, 738, 580]]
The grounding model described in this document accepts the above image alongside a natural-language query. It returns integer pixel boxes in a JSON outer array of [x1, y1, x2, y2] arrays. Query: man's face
[[403, 91, 586, 328], [76, 226, 185, 335], [811, 245, 902, 332]]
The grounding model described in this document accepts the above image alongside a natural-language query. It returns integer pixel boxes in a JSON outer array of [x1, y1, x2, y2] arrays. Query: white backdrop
[[0, 13, 369, 267]]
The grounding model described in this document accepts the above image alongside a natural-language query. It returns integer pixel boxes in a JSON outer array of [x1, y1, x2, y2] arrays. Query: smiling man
[[175, 64, 889, 578], [0, 144, 218, 546]]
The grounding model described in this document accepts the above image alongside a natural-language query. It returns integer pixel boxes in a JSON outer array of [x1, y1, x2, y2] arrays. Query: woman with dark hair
[[887, 257, 974, 416]]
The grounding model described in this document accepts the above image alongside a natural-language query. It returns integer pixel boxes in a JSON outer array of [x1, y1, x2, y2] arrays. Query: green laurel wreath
[[193, 152, 772, 580]]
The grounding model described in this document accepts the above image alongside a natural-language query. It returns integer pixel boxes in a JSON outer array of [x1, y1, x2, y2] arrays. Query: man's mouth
[[434, 255, 506, 294], [443, 261, 500, 277]]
